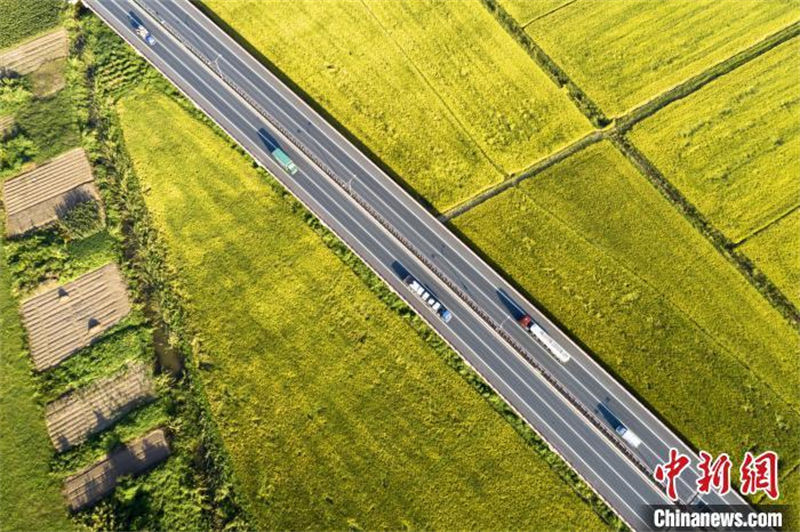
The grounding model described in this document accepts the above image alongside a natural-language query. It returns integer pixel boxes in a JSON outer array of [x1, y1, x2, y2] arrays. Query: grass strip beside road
[[117, 86, 614, 532]]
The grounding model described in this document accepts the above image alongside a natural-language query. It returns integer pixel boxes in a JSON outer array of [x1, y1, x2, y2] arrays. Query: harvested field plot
[[630, 39, 800, 242], [526, 0, 800, 116], [45, 363, 154, 452], [0, 0, 62, 50], [21, 262, 131, 371], [453, 142, 800, 468], [62, 428, 170, 511], [3, 148, 99, 236], [0, 27, 68, 77], [203, 0, 571, 210], [117, 88, 609, 531], [500, 0, 574, 26], [741, 210, 800, 307], [363, 1, 590, 176]]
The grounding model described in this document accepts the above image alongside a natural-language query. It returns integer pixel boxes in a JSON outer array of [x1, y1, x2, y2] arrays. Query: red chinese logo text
[[740, 451, 779, 500], [654, 448, 690, 501]]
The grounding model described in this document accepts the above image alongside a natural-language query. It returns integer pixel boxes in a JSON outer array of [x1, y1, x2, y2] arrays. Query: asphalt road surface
[[85, 0, 751, 528]]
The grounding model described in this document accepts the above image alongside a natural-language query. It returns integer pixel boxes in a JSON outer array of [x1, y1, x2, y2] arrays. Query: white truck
[[598, 403, 642, 448], [518, 314, 570, 363]]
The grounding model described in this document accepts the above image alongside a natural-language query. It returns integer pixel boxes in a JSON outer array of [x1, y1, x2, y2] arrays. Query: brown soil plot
[[45, 363, 155, 452], [0, 28, 68, 76], [21, 263, 132, 371], [3, 148, 100, 236], [62, 428, 170, 511]]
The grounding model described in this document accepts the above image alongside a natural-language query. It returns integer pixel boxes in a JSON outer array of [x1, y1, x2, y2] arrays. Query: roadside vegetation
[[201, 0, 588, 211], [116, 86, 616, 531], [740, 210, 800, 308], [0, 0, 62, 49], [629, 38, 800, 243], [0, 222, 73, 532], [452, 142, 800, 480], [524, 0, 800, 116], [2, 8, 245, 530]]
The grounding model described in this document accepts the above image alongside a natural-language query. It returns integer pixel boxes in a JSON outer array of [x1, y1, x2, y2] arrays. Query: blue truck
[[271, 147, 298, 175]]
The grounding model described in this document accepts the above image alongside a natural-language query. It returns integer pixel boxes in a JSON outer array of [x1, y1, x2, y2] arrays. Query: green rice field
[[0, 0, 62, 50], [0, 225, 74, 532], [117, 87, 609, 531]]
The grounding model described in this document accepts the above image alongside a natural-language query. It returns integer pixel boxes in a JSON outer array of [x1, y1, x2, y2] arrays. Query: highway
[[85, 0, 751, 528]]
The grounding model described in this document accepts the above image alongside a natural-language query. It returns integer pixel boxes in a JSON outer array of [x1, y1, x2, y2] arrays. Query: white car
[[135, 25, 156, 46]]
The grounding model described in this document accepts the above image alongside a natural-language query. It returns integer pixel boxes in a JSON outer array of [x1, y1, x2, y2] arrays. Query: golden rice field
[[740, 209, 800, 307], [117, 87, 609, 531], [203, 0, 590, 211], [526, 0, 800, 116], [630, 38, 800, 243], [453, 142, 800, 474]]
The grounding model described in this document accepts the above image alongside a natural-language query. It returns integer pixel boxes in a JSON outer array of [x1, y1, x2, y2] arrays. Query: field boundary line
[[610, 133, 800, 331], [480, 0, 609, 128], [520, 0, 578, 29], [440, 129, 603, 221], [359, 0, 506, 179], [615, 21, 800, 132], [734, 204, 800, 248]]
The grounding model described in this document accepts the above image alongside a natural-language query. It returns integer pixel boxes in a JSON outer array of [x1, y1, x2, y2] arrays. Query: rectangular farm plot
[[526, 0, 800, 116], [21, 263, 131, 371], [364, 1, 591, 176], [740, 209, 800, 307], [630, 38, 800, 243], [45, 363, 154, 452], [0, 27, 68, 76], [204, 1, 502, 211], [452, 141, 800, 465], [62, 428, 170, 511], [3, 148, 100, 236]]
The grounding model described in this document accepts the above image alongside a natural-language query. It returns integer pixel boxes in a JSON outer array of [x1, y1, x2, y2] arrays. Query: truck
[[597, 403, 642, 448], [271, 147, 298, 175], [404, 275, 452, 323], [517, 314, 570, 363]]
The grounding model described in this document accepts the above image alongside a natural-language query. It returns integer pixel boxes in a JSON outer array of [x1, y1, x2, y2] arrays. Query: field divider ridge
[[615, 21, 800, 132], [136, 0, 663, 496], [439, 129, 604, 221], [610, 132, 800, 331], [480, 0, 609, 128]]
